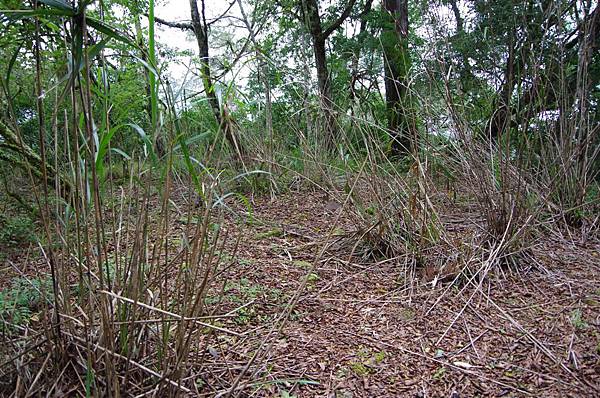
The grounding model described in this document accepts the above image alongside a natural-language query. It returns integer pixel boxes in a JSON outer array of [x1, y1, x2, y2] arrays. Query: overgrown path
[[185, 190, 600, 397]]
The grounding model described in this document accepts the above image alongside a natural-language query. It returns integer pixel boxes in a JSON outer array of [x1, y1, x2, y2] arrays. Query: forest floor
[[2, 187, 600, 397], [177, 188, 600, 397]]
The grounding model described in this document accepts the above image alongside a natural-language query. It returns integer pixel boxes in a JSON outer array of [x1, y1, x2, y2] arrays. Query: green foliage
[[106, 66, 150, 128], [570, 309, 588, 330], [433, 366, 447, 380], [254, 228, 283, 240], [0, 276, 51, 327], [0, 214, 35, 244], [350, 361, 370, 377], [348, 346, 386, 377]]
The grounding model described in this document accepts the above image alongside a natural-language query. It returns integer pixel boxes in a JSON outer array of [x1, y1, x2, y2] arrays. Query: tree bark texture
[[382, 0, 413, 157], [300, 0, 356, 151]]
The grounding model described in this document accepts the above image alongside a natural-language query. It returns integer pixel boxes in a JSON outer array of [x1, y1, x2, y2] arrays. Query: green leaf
[[95, 124, 125, 177], [0, 8, 76, 20], [128, 123, 157, 163], [5, 43, 22, 87], [38, 0, 74, 12], [172, 132, 211, 151], [39, 17, 61, 32], [87, 37, 111, 61], [86, 17, 136, 47], [110, 148, 131, 160], [131, 55, 159, 79]]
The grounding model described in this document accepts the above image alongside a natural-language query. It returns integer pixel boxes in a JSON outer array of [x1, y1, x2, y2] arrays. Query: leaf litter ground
[[2, 188, 599, 397], [185, 189, 600, 397]]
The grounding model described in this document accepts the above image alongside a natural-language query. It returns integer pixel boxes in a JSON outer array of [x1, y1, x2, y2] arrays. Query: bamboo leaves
[[0, 2, 135, 47]]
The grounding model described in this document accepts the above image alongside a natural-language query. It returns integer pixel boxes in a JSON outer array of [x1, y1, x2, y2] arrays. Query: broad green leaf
[[95, 124, 124, 177], [110, 148, 131, 160], [86, 17, 136, 47], [0, 9, 75, 19], [38, 0, 74, 12], [87, 37, 111, 61]]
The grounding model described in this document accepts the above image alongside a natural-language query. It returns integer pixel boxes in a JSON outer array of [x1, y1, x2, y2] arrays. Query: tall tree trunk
[[350, 0, 373, 105], [301, 0, 336, 150], [312, 36, 336, 147], [154, 6, 246, 160], [300, 0, 357, 152], [189, 0, 245, 161], [382, 0, 413, 157]]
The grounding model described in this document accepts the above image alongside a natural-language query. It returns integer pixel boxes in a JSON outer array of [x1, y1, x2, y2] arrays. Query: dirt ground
[[177, 190, 600, 397], [2, 188, 599, 397]]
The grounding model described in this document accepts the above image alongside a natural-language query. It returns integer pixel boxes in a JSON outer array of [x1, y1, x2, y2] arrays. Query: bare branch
[[322, 0, 358, 39], [207, 0, 237, 26], [152, 15, 193, 31]]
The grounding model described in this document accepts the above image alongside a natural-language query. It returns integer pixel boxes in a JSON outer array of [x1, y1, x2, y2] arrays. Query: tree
[[349, 0, 374, 105], [299, 0, 357, 150], [155, 0, 246, 161], [382, 0, 413, 157]]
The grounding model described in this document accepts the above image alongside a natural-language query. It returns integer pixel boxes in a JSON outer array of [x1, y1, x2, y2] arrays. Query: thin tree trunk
[[349, 0, 373, 109], [312, 36, 336, 147], [185, 0, 246, 160], [382, 0, 413, 157], [302, 0, 335, 149], [300, 0, 357, 152], [189, 0, 219, 121]]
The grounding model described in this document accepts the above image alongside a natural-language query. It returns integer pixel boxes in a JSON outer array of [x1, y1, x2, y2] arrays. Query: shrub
[[0, 215, 35, 245]]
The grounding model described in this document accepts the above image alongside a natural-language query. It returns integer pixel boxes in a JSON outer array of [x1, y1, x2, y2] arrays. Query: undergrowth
[[0, 276, 51, 329]]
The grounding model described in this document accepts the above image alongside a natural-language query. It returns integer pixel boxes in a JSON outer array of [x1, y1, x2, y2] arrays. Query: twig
[[99, 290, 241, 336], [66, 332, 193, 394], [342, 330, 533, 395]]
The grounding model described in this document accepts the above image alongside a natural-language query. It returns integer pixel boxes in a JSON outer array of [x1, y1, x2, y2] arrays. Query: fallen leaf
[[453, 361, 475, 369]]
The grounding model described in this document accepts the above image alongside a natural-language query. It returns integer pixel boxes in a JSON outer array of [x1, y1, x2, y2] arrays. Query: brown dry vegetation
[[1, 181, 598, 397]]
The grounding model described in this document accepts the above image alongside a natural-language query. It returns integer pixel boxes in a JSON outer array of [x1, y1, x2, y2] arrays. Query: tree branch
[[206, 0, 237, 26], [152, 16, 193, 31], [322, 0, 357, 39]]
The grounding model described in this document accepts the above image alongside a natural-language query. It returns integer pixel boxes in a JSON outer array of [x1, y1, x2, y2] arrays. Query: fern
[[0, 276, 51, 328]]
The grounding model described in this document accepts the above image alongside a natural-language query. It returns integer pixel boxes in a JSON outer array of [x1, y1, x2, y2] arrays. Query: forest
[[0, 0, 599, 396]]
